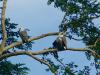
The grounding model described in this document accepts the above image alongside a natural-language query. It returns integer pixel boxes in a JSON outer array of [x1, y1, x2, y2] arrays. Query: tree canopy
[[0, 0, 100, 75]]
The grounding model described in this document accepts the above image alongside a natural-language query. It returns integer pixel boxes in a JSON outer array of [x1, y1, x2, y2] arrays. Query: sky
[[2, 0, 98, 75]]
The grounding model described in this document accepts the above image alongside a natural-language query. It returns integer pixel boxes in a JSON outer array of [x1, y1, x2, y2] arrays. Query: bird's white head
[[20, 28, 24, 31], [19, 25, 25, 31], [58, 32, 64, 37]]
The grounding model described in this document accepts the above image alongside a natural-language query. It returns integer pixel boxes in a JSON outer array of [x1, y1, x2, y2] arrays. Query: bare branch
[[1, 0, 7, 50], [4, 32, 59, 50], [27, 53, 52, 70], [66, 35, 82, 41], [0, 47, 100, 61], [0, 51, 52, 67], [0, 51, 55, 74]]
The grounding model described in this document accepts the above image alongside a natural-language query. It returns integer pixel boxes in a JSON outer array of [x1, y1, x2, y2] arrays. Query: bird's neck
[[20, 28, 25, 31], [59, 35, 63, 37]]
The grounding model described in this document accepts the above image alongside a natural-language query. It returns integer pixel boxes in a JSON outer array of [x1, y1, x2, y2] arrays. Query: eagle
[[52, 32, 67, 58], [18, 27, 30, 43]]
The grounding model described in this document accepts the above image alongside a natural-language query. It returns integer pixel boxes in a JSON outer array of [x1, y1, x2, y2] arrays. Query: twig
[[60, 12, 67, 24], [27, 52, 52, 70], [0, 51, 55, 74]]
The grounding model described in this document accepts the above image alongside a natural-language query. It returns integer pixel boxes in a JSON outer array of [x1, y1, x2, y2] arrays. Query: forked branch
[[0, 47, 100, 61], [27, 53, 52, 71]]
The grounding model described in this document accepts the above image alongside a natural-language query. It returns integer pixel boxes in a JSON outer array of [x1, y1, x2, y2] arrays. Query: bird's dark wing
[[19, 30, 29, 43], [53, 37, 61, 48], [52, 37, 60, 58], [53, 37, 65, 50]]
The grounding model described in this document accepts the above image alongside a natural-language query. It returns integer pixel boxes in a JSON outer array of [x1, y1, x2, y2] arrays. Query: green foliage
[[0, 18, 33, 51], [0, 0, 99, 75], [48, 0, 100, 46], [0, 18, 32, 74], [65, 66, 75, 75], [47, 0, 100, 74], [45, 59, 91, 75], [0, 0, 32, 74], [0, 61, 29, 75], [77, 66, 90, 75], [45, 58, 59, 73]]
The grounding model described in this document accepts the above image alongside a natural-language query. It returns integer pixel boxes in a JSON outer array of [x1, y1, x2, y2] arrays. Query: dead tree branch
[[0, 0, 7, 52], [27, 53, 52, 71], [4, 32, 59, 51], [0, 47, 100, 61]]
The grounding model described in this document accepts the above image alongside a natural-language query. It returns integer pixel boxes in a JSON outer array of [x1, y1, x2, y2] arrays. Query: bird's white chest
[[59, 37, 62, 41], [59, 35, 63, 40]]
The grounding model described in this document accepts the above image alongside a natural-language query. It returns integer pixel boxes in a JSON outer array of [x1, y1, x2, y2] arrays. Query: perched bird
[[18, 27, 30, 43], [53, 32, 67, 58]]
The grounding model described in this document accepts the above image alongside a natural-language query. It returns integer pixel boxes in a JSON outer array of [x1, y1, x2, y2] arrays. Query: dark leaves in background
[[0, 61, 29, 75], [0, 18, 33, 50], [48, 0, 100, 46]]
